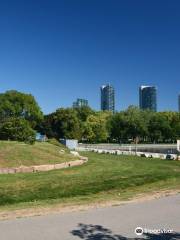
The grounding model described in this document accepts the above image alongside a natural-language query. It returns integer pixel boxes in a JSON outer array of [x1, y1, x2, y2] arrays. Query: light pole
[[177, 140, 180, 160], [134, 125, 138, 155], [135, 136, 138, 155]]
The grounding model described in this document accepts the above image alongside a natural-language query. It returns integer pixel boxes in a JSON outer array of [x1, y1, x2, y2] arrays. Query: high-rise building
[[139, 86, 157, 112], [101, 84, 115, 112], [178, 94, 180, 112], [73, 98, 88, 108]]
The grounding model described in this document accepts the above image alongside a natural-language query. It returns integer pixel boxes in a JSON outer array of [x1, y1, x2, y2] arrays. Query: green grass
[[0, 151, 179, 209], [0, 141, 78, 167]]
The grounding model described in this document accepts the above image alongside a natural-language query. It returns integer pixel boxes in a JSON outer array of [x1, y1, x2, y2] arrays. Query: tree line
[[0, 90, 179, 144]]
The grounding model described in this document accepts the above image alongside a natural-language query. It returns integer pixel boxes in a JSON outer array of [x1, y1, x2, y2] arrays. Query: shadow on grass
[[71, 224, 180, 240]]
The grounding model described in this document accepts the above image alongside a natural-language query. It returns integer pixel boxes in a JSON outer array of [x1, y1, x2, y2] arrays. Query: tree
[[0, 90, 43, 128], [83, 112, 111, 142], [42, 108, 82, 140], [159, 111, 180, 142], [0, 117, 36, 144], [74, 106, 95, 122], [109, 106, 148, 143], [171, 113, 180, 140], [108, 112, 128, 142], [148, 113, 172, 143], [38, 113, 56, 138], [124, 106, 148, 142]]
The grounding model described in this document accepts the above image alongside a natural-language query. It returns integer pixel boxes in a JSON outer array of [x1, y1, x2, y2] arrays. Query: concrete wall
[[60, 139, 78, 150]]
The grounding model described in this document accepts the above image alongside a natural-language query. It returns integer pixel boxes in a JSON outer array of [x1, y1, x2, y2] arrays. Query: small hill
[[0, 141, 79, 168]]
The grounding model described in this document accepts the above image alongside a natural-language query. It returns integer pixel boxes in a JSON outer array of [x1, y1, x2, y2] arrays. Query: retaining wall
[[0, 156, 88, 174]]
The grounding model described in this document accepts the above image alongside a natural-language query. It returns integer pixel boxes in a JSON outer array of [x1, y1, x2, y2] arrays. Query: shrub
[[0, 117, 36, 144]]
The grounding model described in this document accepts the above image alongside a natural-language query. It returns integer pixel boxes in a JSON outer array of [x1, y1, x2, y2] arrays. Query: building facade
[[101, 84, 115, 112], [139, 86, 157, 112], [73, 98, 88, 108]]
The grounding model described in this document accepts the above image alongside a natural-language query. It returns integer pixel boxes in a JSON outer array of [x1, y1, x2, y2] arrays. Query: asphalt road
[[0, 194, 179, 240]]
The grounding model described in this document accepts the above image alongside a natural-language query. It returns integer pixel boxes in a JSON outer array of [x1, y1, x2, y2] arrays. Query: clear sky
[[0, 0, 180, 113]]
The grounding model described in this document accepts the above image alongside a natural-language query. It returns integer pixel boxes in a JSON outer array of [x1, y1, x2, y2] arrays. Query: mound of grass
[[0, 141, 78, 168], [47, 138, 68, 150], [0, 152, 179, 208]]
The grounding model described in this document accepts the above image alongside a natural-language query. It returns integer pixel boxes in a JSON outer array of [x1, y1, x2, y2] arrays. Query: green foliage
[[74, 106, 95, 122], [40, 105, 180, 143], [109, 106, 148, 143], [38, 113, 55, 138], [159, 111, 180, 141], [148, 114, 171, 142], [82, 111, 111, 142], [109, 107, 180, 143], [0, 118, 36, 144], [1, 89, 176, 144], [0, 90, 43, 128], [42, 108, 82, 140], [108, 111, 128, 142]]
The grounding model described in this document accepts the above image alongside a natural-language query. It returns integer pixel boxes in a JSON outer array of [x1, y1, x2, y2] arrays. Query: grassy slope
[[0, 152, 179, 208], [0, 141, 77, 168]]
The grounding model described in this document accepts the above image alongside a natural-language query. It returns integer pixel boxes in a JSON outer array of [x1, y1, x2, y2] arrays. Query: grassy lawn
[[0, 141, 78, 168], [0, 151, 179, 210]]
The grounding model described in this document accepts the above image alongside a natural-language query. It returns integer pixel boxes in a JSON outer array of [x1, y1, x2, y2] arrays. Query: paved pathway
[[0, 194, 179, 240]]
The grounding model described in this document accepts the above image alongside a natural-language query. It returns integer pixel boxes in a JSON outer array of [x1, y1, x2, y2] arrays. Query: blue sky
[[0, 0, 180, 113]]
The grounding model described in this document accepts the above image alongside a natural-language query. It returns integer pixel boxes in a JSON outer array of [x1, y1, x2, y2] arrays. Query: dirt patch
[[0, 189, 179, 221]]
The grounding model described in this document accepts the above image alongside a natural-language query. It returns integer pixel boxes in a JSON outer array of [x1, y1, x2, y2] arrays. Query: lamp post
[[135, 136, 138, 155], [134, 125, 138, 155], [177, 140, 180, 160]]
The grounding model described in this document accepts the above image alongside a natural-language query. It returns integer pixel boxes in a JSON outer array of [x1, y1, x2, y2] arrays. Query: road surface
[[0, 194, 179, 240]]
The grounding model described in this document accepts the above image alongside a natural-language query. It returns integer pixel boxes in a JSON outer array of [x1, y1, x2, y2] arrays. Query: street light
[[177, 140, 180, 160]]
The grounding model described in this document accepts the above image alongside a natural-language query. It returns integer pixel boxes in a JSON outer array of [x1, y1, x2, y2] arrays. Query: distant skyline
[[139, 86, 157, 112], [101, 84, 115, 112], [0, 0, 180, 113]]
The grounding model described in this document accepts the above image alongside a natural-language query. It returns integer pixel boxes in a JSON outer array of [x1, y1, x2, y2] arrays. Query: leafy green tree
[[158, 111, 180, 142], [83, 112, 111, 142], [148, 113, 172, 143], [42, 108, 82, 140], [38, 104, 179, 144], [74, 106, 95, 122], [0, 90, 43, 128], [171, 113, 180, 140], [108, 112, 128, 143], [125, 106, 148, 142], [38, 113, 56, 138], [109, 106, 148, 143], [0, 118, 36, 144]]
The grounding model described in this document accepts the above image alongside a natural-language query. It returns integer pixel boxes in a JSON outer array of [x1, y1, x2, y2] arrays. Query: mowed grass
[[0, 141, 78, 168], [0, 152, 179, 208]]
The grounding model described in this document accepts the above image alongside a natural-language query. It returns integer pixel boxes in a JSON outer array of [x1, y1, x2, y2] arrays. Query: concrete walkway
[[0, 194, 179, 240]]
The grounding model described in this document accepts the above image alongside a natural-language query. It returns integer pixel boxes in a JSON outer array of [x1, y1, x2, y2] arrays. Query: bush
[[0, 118, 36, 144]]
